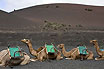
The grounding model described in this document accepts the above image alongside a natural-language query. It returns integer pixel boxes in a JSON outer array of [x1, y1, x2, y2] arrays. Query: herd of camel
[[0, 39, 104, 67]]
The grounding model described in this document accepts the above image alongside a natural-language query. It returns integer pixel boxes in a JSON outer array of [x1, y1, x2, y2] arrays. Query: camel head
[[90, 40, 98, 46], [90, 40, 97, 43], [21, 39, 31, 44], [57, 44, 64, 49]]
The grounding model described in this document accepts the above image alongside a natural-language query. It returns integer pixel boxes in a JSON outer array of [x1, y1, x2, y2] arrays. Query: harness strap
[[37, 47, 46, 55]]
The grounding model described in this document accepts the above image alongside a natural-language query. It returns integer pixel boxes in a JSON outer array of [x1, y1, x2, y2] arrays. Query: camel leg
[[0, 61, 5, 67], [37, 53, 45, 62], [71, 55, 77, 60], [87, 55, 93, 60], [65, 54, 77, 60], [56, 51, 63, 60], [80, 54, 84, 61], [30, 58, 38, 62], [65, 57, 73, 60], [95, 57, 104, 60], [87, 57, 93, 60], [65, 55, 77, 60], [86, 51, 94, 60], [68, 49, 79, 60], [37, 48, 47, 62], [20, 53, 30, 65], [0, 64, 3, 66], [56, 56, 63, 60], [84, 54, 93, 60], [39, 56, 44, 62], [0, 50, 10, 67]]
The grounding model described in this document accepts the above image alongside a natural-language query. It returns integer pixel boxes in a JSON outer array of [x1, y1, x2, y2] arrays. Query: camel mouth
[[57, 45, 60, 48], [90, 40, 93, 43], [21, 39, 26, 42], [57, 46, 59, 48], [21, 39, 24, 42], [90, 40, 97, 43], [57, 46, 62, 49], [57, 44, 64, 49]]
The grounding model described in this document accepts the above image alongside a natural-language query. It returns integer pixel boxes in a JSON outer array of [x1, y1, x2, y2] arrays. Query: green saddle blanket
[[78, 46, 88, 55], [100, 49, 104, 51], [8, 46, 22, 58], [45, 44, 55, 53]]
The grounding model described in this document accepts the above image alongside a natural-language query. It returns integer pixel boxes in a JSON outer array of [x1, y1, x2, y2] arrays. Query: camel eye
[[26, 40, 28, 41]]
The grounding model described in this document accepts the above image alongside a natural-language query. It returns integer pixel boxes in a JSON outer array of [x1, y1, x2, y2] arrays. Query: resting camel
[[37, 46, 63, 61], [0, 49, 30, 67], [57, 44, 93, 60], [90, 40, 104, 60], [21, 39, 63, 61], [21, 39, 44, 60]]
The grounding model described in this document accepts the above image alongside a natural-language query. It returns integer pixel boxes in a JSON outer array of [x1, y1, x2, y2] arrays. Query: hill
[[11, 3, 104, 31], [0, 10, 40, 33], [0, 3, 104, 32]]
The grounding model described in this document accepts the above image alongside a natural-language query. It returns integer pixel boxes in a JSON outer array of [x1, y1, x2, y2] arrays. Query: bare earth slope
[[0, 10, 39, 32], [0, 3, 104, 32], [11, 3, 104, 29]]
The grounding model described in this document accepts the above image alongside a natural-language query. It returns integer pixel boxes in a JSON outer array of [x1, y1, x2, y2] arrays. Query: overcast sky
[[0, 0, 104, 12]]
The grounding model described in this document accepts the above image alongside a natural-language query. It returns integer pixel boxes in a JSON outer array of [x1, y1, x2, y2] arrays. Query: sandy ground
[[0, 31, 104, 69]]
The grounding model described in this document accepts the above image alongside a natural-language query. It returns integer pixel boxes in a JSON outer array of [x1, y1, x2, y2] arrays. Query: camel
[[0, 49, 30, 67], [57, 44, 93, 60], [21, 39, 44, 60], [21, 39, 63, 61], [37, 46, 63, 61], [90, 40, 104, 60]]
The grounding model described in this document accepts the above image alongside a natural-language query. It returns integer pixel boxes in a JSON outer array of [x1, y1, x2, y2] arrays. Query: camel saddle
[[45, 44, 55, 54], [7, 46, 24, 66], [8, 46, 24, 58], [78, 46, 88, 55], [100, 49, 104, 51]]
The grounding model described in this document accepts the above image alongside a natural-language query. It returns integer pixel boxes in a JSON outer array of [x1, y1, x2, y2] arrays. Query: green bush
[[42, 21, 72, 31]]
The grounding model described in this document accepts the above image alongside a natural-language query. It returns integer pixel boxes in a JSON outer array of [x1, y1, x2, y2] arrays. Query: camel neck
[[26, 43, 36, 55], [62, 46, 69, 57], [94, 42, 102, 55]]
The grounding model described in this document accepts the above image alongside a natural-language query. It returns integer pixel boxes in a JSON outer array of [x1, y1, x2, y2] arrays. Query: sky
[[0, 0, 104, 12]]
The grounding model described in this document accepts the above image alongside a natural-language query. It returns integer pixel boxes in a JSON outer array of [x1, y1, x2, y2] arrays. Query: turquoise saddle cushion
[[45, 44, 55, 53], [78, 46, 88, 55], [100, 49, 104, 51], [8, 46, 21, 58]]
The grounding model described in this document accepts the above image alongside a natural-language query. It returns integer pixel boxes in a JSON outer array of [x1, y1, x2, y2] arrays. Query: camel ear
[[45, 42, 47, 46], [23, 39, 26, 41]]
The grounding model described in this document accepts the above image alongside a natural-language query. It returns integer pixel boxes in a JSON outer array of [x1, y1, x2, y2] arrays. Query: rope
[[37, 48, 46, 55]]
